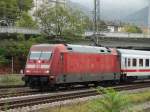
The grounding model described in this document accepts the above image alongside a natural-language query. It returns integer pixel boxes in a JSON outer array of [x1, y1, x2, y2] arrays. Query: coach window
[[128, 59, 131, 67], [145, 59, 149, 67], [132, 59, 137, 67], [139, 59, 143, 67], [125, 58, 127, 67]]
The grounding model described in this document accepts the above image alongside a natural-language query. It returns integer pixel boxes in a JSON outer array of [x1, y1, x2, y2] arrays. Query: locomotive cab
[[24, 44, 67, 88], [24, 45, 53, 87], [26, 51, 52, 74]]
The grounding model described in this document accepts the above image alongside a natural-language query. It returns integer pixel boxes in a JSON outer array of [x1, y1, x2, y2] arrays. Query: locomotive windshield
[[29, 51, 52, 60], [40, 52, 52, 60], [29, 52, 41, 60]]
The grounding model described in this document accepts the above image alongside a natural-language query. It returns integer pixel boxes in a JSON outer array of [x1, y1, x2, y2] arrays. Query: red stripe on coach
[[122, 69, 150, 72]]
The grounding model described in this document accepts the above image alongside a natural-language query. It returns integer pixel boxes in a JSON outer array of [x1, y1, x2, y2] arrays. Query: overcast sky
[[70, 0, 150, 20], [71, 0, 149, 9]]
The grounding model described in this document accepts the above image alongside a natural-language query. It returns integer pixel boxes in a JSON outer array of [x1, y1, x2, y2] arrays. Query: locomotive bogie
[[54, 73, 120, 84], [24, 75, 49, 87]]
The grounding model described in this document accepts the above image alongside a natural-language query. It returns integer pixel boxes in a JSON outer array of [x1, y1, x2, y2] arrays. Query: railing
[[0, 26, 41, 35], [85, 31, 150, 38], [1, 28, 149, 38]]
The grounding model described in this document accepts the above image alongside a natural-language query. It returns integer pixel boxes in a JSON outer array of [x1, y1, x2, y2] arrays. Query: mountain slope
[[66, 0, 92, 18], [124, 6, 149, 27]]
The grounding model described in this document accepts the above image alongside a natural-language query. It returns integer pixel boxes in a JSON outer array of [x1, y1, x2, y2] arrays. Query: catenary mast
[[94, 0, 100, 45]]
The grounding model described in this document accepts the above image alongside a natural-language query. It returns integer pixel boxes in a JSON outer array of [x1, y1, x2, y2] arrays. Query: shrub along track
[[0, 81, 150, 110]]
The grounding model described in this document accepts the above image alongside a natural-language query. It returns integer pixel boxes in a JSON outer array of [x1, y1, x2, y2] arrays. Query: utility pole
[[51, 0, 66, 37], [35, 0, 38, 21], [94, 0, 97, 35], [18, 0, 23, 12], [148, 4, 150, 37], [36, 0, 38, 13], [97, 0, 101, 30], [94, 0, 100, 45], [53, 0, 58, 37]]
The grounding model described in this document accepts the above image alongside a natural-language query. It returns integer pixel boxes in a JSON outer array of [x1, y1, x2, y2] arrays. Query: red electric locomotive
[[24, 44, 121, 88]]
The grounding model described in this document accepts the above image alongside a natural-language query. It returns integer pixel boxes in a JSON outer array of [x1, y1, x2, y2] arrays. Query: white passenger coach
[[118, 49, 150, 77]]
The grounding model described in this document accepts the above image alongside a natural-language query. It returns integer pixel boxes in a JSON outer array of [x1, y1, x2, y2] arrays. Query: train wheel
[[120, 74, 127, 83], [94, 82, 99, 87]]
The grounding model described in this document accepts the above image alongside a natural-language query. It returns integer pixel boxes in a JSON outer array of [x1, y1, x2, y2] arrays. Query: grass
[[39, 102, 89, 112], [0, 74, 24, 86], [39, 88, 150, 112], [128, 90, 150, 104]]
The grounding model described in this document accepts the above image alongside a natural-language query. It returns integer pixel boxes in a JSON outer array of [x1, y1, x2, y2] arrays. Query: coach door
[[124, 57, 127, 70], [121, 57, 127, 71]]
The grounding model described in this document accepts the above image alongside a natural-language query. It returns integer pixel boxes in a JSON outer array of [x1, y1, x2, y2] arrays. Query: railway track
[[0, 88, 40, 99], [0, 82, 150, 110], [0, 85, 25, 89], [0, 80, 149, 99]]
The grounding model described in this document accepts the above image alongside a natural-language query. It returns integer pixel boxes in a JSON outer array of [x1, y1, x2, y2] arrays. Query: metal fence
[[0, 26, 41, 35], [85, 31, 150, 38]]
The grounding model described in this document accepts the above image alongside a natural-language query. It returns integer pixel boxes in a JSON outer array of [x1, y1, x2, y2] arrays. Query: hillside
[[124, 6, 149, 27]]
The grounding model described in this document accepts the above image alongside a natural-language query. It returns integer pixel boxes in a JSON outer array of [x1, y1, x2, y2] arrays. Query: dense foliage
[[36, 4, 89, 39], [90, 87, 130, 112], [0, 35, 47, 73], [0, 0, 33, 26], [16, 12, 38, 28], [0, 0, 35, 73], [0, 1, 92, 73]]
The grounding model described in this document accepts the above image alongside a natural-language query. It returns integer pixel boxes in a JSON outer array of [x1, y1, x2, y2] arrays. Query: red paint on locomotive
[[62, 52, 120, 74]]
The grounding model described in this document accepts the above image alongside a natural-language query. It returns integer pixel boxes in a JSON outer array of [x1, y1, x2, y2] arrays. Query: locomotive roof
[[118, 49, 150, 55], [32, 44, 53, 47], [66, 44, 111, 54], [31, 44, 112, 54]]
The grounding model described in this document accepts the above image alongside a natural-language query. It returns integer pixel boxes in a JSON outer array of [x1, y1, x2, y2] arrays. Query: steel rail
[[0, 82, 150, 110]]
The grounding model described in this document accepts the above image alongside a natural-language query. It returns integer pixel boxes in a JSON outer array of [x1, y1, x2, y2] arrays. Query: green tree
[[0, 0, 33, 25], [17, 0, 33, 12], [36, 4, 89, 39], [16, 12, 37, 28], [90, 87, 130, 112], [0, 48, 9, 65], [0, 37, 37, 72], [124, 25, 142, 33], [0, 0, 38, 73]]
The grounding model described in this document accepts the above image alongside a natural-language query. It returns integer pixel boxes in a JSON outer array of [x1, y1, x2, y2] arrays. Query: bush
[[0, 75, 24, 86], [89, 87, 130, 112]]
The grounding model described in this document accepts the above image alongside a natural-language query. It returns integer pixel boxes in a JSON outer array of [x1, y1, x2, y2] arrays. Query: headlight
[[45, 70, 50, 74], [26, 70, 30, 73]]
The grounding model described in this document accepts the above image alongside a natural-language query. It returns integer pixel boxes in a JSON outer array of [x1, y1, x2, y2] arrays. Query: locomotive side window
[[145, 59, 149, 67], [132, 59, 137, 67], [128, 59, 131, 67], [60, 53, 64, 61], [139, 59, 143, 67]]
